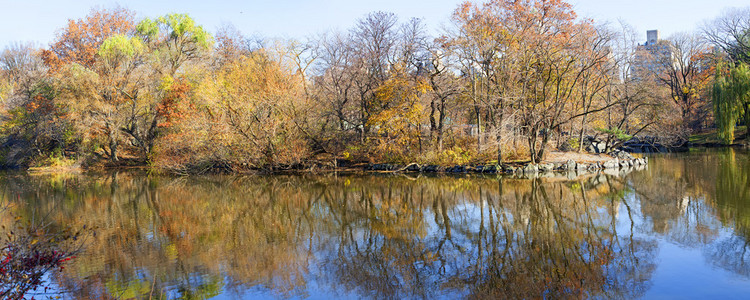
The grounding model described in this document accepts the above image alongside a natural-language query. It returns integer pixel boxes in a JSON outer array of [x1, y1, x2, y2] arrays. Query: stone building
[[632, 30, 674, 83]]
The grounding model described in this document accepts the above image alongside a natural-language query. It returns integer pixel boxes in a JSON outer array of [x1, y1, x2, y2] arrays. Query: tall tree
[[109, 13, 214, 161], [351, 11, 399, 142], [47, 7, 138, 162], [713, 62, 750, 144], [705, 8, 750, 143], [653, 33, 713, 133]]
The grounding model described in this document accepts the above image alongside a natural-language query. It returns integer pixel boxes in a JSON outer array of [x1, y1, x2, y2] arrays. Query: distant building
[[632, 30, 674, 83]]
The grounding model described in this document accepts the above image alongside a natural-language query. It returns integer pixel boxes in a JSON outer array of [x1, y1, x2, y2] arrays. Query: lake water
[[2, 148, 749, 299]]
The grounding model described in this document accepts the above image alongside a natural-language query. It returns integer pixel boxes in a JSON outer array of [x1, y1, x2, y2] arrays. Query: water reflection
[[1, 148, 749, 299]]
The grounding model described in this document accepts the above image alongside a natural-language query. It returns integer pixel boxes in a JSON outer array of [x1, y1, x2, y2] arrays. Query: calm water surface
[[2, 149, 749, 299]]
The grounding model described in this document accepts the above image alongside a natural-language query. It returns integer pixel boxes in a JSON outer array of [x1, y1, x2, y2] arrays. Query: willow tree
[[713, 62, 750, 144], [136, 13, 213, 76]]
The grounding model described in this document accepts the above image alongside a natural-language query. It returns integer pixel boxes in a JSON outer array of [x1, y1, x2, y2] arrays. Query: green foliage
[[568, 138, 580, 151], [31, 148, 76, 168], [159, 14, 213, 49], [713, 62, 750, 144], [135, 18, 159, 39], [98, 34, 144, 59], [596, 127, 633, 141], [138, 13, 213, 51]]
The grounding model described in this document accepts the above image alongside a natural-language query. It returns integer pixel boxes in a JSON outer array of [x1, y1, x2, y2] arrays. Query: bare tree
[[702, 7, 750, 63]]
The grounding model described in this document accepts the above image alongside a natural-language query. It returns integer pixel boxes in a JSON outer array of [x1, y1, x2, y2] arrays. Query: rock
[[406, 164, 421, 172], [423, 165, 439, 172], [539, 163, 555, 172], [447, 165, 466, 173], [483, 165, 498, 173], [609, 149, 634, 160], [524, 164, 538, 174], [566, 160, 577, 170], [603, 160, 618, 169]]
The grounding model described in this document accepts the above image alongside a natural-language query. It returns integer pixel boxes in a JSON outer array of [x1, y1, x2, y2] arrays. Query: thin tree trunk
[[577, 114, 588, 153], [496, 111, 503, 163]]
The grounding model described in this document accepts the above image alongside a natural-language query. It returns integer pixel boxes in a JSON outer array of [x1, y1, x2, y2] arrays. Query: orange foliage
[[157, 77, 193, 128], [43, 7, 135, 72]]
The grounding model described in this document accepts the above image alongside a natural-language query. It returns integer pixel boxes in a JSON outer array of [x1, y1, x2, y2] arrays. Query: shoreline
[[9, 151, 649, 179]]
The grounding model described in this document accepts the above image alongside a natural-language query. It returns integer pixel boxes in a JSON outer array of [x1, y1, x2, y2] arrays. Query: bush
[[1, 203, 87, 299]]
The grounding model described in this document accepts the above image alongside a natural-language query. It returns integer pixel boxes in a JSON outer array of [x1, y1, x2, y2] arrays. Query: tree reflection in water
[[0, 150, 747, 299]]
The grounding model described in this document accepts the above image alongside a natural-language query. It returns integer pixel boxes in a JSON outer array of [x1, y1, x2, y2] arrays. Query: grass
[[689, 125, 747, 145]]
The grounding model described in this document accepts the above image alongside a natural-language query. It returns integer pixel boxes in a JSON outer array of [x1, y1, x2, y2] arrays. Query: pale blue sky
[[0, 0, 749, 49]]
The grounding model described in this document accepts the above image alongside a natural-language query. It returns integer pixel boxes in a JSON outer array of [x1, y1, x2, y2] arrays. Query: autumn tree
[[114, 13, 214, 161], [0, 42, 72, 159], [313, 13, 438, 159], [367, 64, 430, 161], [41, 6, 135, 71], [185, 49, 310, 170], [351, 11, 400, 142], [44, 7, 139, 162], [651, 33, 713, 133], [452, 0, 615, 163]]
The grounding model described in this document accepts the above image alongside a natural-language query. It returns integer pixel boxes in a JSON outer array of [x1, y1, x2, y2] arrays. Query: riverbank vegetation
[[1, 0, 749, 173]]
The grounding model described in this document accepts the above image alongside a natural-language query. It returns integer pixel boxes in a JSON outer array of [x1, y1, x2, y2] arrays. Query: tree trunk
[[109, 139, 118, 162], [106, 122, 119, 162], [577, 114, 588, 153], [537, 127, 550, 163], [429, 98, 437, 141], [437, 100, 446, 152], [496, 111, 503, 163], [528, 131, 538, 164], [475, 105, 482, 152]]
